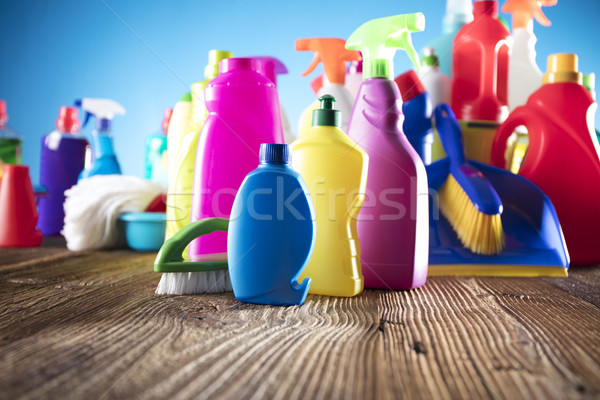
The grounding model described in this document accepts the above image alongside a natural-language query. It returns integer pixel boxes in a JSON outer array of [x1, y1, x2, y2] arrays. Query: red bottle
[[451, 0, 511, 122], [491, 54, 600, 266], [0, 164, 43, 247]]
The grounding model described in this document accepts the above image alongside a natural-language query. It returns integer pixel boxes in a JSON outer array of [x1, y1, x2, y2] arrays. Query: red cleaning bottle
[[451, 1, 511, 165], [491, 53, 600, 266], [452, 0, 511, 122], [0, 165, 43, 247]]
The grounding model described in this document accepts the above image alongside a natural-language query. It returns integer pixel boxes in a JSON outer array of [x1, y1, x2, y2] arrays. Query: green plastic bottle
[[0, 100, 22, 165]]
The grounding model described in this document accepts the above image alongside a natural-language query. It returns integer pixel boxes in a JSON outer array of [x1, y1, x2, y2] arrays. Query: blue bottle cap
[[260, 143, 291, 164]]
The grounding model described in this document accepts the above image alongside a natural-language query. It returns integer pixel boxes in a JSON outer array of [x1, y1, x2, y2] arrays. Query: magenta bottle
[[347, 78, 429, 290], [189, 58, 284, 259]]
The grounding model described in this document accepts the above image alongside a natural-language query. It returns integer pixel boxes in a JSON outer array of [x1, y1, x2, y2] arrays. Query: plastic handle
[[434, 103, 503, 215], [490, 107, 531, 168], [435, 104, 467, 165], [154, 218, 229, 273]]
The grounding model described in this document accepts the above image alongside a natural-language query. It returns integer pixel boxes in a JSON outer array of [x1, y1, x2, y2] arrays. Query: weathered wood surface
[[0, 242, 599, 400]]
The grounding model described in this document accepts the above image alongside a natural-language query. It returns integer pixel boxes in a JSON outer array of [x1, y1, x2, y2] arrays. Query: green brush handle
[[154, 218, 229, 273]]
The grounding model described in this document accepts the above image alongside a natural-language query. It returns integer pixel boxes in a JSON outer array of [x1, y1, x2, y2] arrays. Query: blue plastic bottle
[[77, 98, 125, 180], [38, 106, 87, 235], [395, 70, 434, 165], [227, 143, 315, 306]]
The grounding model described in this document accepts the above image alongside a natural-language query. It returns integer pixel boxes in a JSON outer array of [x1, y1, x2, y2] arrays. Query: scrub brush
[[434, 104, 504, 255], [155, 218, 231, 295]]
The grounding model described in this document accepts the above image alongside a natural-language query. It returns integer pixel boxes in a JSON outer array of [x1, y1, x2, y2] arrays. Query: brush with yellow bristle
[[434, 104, 504, 255]]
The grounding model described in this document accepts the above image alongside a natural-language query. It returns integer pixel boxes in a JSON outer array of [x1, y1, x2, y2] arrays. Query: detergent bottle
[[346, 13, 429, 290], [37, 106, 87, 235], [144, 108, 172, 187], [451, 0, 512, 164], [228, 143, 315, 306], [296, 38, 361, 136], [77, 98, 125, 179], [422, 0, 473, 78], [291, 95, 368, 297], [491, 53, 600, 266], [255, 56, 295, 143], [0, 100, 22, 165], [189, 57, 284, 260], [395, 70, 434, 165], [165, 50, 232, 249]]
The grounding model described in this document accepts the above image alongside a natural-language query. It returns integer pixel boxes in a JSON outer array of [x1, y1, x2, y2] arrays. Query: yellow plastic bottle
[[165, 50, 232, 256], [291, 95, 369, 297]]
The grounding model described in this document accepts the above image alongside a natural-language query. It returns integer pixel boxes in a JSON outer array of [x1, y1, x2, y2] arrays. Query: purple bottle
[[346, 14, 429, 290], [189, 58, 284, 260], [38, 106, 87, 235]]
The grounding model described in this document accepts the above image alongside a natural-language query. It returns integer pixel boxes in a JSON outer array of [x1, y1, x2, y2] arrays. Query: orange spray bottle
[[296, 38, 361, 136]]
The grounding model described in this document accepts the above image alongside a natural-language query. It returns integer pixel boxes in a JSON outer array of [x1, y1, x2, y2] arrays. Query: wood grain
[[0, 246, 598, 400]]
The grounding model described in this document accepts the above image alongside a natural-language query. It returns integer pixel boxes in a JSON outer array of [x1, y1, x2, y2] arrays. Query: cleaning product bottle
[[395, 70, 434, 165], [77, 98, 125, 180], [167, 92, 192, 182], [418, 47, 451, 162], [491, 53, 600, 266], [165, 50, 232, 249], [228, 143, 315, 306], [144, 108, 172, 187], [422, 0, 473, 78], [255, 56, 295, 143], [309, 60, 363, 101], [0, 100, 22, 165], [291, 95, 368, 297], [296, 38, 361, 136], [451, 0, 512, 164], [189, 57, 285, 260], [346, 60, 363, 100], [346, 13, 429, 290], [504, 0, 556, 111], [582, 73, 600, 145], [37, 106, 87, 235], [0, 165, 42, 247]]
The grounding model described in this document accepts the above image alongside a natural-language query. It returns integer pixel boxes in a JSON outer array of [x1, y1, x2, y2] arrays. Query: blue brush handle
[[434, 104, 503, 216]]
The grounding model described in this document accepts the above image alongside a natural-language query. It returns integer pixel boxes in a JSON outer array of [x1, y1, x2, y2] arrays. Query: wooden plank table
[[1, 237, 599, 399]]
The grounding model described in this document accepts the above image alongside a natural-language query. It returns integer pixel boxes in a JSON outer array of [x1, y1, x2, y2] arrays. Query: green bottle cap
[[583, 73, 596, 93], [180, 92, 192, 102], [312, 95, 341, 127], [204, 50, 233, 80], [422, 47, 439, 67]]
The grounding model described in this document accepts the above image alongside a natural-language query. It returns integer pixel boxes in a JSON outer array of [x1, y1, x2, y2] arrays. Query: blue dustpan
[[426, 157, 570, 277]]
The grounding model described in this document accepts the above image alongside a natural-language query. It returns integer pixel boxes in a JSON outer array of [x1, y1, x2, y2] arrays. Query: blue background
[[0, 0, 598, 182]]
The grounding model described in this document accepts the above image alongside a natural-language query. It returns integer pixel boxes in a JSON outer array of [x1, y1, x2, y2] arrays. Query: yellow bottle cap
[[543, 53, 582, 85]]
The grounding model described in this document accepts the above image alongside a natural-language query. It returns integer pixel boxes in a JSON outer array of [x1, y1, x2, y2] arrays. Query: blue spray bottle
[[227, 144, 315, 306], [77, 98, 125, 180]]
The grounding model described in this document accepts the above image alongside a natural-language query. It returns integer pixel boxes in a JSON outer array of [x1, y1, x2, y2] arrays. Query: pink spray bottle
[[346, 14, 429, 290], [189, 58, 285, 260]]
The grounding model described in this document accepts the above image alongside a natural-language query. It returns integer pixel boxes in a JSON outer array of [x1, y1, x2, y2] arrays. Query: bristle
[[155, 271, 232, 295], [439, 174, 505, 255]]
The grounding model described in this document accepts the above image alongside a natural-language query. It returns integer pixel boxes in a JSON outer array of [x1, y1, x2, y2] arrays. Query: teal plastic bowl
[[119, 212, 166, 252]]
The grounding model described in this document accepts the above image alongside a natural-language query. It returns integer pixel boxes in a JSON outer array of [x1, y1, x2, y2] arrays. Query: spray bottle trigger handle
[[82, 112, 92, 128], [387, 31, 421, 72], [301, 54, 321, 77]]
